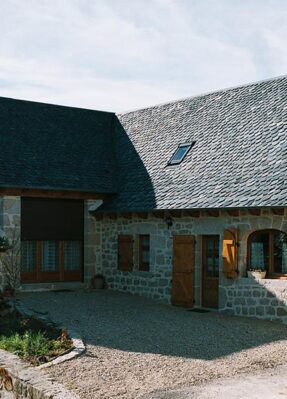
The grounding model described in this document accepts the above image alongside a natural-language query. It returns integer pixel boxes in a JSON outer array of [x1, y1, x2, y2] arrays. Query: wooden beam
[[152, 211, 166, 218], [206, 209, 220, 217], [226, 209, 240, 217], [93, 213, 103, 221], [271, 208, 284, 216], [121, 213, 133, 219], [169, 210, 182, 218], [248, 208, 261, 216], [182, 210, 200, 218], [135, 212, 148, 219], [0, 187, 112, 200]]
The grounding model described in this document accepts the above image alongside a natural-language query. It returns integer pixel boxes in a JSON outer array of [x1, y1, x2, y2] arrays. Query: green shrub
[[0, 330, 69, 364]]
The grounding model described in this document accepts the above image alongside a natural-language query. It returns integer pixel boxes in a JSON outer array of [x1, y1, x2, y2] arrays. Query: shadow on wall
[[221, 275, 287, 323], [100, 117, 156, 212], [18, 290, 287, 361]]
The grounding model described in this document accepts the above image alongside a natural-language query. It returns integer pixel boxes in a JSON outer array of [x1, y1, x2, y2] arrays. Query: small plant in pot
[[247, 268, 267, 279], [89, 274, 106, 289]]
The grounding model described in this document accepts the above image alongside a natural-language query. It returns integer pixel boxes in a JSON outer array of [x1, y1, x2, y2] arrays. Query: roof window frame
[[167, 142, 195, 166]]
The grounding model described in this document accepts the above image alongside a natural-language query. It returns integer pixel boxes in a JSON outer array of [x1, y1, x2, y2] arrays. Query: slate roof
[[101, 75, 287, 212], [0, 97, 116, 193]]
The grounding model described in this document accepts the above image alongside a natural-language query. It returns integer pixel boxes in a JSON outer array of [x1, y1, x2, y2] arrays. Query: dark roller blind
[[21, 198, 84, 240]]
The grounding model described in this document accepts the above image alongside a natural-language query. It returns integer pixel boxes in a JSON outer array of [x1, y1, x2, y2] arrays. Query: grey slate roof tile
[[0, 97, 116, 193], [101, 75, 287, 212]]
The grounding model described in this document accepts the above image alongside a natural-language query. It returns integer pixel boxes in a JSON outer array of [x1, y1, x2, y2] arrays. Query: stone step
[[18, 281, 86, 292]]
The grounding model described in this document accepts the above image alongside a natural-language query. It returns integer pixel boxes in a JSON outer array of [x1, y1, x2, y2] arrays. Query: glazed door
[[21, 198, 83, 283], [202, 235, 219, 308], [171, 235, 195, 307]]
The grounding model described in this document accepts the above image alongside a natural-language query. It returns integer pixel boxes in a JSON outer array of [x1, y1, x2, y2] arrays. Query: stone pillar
[[83, 200, 102, 286], [0, 196, 21, 291]]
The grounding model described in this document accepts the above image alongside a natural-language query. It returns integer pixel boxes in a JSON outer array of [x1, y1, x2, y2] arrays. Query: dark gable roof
[[101, 76, 287, 212], [0, 97, 116, 193]]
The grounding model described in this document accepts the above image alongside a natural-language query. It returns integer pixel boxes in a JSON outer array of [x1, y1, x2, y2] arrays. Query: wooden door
[[202, 235, 219, 308], [171, 235, 195, 307]]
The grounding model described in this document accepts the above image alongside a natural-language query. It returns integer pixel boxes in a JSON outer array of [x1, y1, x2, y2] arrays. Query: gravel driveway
[[18, 290, 287, 399]]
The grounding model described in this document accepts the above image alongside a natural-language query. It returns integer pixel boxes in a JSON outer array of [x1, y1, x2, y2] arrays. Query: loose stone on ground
[[18, 290, 287, 399]]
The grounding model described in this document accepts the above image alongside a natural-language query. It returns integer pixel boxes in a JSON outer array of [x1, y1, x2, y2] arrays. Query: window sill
[[267, 274, 287, 280]]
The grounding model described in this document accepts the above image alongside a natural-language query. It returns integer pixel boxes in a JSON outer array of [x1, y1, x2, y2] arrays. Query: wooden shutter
[[118, 235, 133, 272], [222, 228, 238, 279], [171, 235, 195, 307]]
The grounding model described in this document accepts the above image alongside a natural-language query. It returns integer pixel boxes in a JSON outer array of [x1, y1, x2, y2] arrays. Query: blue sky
[[0, 0, 286, 112]]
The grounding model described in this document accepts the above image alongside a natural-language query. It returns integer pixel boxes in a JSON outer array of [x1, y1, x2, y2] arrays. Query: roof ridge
[[117, 74, 287, 116], [0, 95, 115, 115]]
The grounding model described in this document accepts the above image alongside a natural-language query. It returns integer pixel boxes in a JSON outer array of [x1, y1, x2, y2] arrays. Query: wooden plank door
[[202, 235, 219, 308], [171, 235, 195, 307]]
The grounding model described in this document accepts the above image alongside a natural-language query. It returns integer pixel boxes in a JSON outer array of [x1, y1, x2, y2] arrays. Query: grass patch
[[0, 311, 72, 365]]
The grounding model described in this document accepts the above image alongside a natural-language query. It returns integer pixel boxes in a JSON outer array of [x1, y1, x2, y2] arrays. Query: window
[[138, 235, 150, 271], [248, 230, 287, 277], [21, 241, 36, 273], [42, 240, 59, 272], [64, 241, 82, 271], [168, 142, 195, 165]]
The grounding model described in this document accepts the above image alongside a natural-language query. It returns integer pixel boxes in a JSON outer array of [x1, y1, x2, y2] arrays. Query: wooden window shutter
[[222, 228, 239, 279], [118, 235, 134, 272]]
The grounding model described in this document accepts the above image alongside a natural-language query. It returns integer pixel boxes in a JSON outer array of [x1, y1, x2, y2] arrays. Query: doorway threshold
[[186, 308, 211, 313]]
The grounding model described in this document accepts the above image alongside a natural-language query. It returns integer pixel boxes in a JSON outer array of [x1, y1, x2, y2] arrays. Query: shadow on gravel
[[18, 290, 287, 361]]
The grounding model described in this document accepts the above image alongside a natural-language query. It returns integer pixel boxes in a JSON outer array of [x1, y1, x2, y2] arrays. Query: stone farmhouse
[[0, 75, 286, 322]]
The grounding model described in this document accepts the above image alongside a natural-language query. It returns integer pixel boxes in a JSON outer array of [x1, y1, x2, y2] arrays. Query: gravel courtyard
[[18, 290, 287, 399]]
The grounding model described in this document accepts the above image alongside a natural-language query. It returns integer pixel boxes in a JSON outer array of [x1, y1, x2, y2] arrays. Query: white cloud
[[0, 0, 286, 112]]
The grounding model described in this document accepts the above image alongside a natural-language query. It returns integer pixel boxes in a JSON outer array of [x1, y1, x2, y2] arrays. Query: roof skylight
[[168, 142, 195, 165]]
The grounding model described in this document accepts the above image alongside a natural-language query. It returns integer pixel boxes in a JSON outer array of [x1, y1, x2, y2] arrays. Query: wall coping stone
[[0, 349, 80, 399], [10, 299, 86, 370], [229, 277, 287, 288]]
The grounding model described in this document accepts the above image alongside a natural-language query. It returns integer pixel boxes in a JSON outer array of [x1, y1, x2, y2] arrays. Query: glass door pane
[[21, 241, 36, 273], [250, 232, 269, 270], [273, 231, 287, 274], [64, 241, 81, 271], [42, 240, 59, 272]]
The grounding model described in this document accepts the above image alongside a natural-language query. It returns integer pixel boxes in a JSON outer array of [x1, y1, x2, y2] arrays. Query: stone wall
[[220, 278, 287, 323], [84, 200, 103, 285], [99, 215, 207, 304], [97, 208, 287, 322], [0, 197, 100, 291], [0, 196, 21, 291], [0, 349, 79, 399]]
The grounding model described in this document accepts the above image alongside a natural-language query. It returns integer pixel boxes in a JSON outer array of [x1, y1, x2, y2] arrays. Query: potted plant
[[89, 274, 106, 289], [247, 268, 267, 279]]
